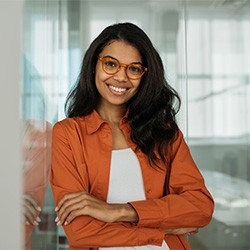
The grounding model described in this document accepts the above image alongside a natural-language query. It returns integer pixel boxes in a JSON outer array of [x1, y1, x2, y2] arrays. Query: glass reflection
[[22, 120, 52, 250]]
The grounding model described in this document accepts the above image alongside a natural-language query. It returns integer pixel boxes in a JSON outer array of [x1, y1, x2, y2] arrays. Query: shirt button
[[147, 189, 152, 194]]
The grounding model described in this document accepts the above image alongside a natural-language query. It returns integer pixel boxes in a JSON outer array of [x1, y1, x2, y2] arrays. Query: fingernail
[[56, 221, 62, 226], [36, 217, 41, 222], [55, 206, 59, 212], [37, 206, 42, 212], [55, 217, 59, 222], [25, 221, 30, 225], [33, 221, 39, 226], [64, 221, 68, 226]]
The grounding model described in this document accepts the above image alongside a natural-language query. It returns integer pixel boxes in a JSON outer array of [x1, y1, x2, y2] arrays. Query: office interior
[[1, 0, 249, 249]]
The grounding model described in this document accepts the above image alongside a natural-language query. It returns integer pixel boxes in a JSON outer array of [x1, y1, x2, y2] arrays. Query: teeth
[[109, 85, 127, 93]]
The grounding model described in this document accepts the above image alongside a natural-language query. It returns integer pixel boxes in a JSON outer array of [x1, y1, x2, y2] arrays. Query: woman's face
[[95, 40, 143, 109]]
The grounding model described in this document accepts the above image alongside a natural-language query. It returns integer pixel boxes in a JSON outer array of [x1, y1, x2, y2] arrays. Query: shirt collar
[[85, 110, 107, 135], [85, 109, 129, 135], [120, 109, 129, 126]]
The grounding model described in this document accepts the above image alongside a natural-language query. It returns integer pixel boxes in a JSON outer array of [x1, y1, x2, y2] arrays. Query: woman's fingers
[[56, 192, 92, 225], [23, 205, 36, 225], [23, 194, 41, 212], [55, 192, 115, 225], [57, 200, 87, 225], [58, 194, 82, 216], [64, 206, 90, 224], [22, 194, 41, 226], [56, 192, 84, 211]]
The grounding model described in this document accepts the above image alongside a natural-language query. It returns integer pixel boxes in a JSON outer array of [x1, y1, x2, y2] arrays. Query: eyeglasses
[[98, 56, 148, 80]]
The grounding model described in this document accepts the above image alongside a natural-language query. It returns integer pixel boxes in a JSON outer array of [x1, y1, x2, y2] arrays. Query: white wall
[[0, 0, 22, 248]]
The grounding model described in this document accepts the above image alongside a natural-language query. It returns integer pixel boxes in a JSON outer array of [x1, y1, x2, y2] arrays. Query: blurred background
[[1, 0, 249, 249]]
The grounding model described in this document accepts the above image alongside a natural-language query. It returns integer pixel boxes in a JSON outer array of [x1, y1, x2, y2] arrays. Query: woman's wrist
[[112, 203, 139, 223]]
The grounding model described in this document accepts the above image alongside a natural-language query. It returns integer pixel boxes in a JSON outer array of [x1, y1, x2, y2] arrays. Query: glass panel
[[186, 0, 250, 249], [22, 0, 188, 249], [22, 0, 250, 249], [22, 0, 66, 249]]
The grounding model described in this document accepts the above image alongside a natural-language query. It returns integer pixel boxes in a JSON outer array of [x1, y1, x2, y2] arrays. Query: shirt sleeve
[[50, 121, 164, 248], [129, 130, 214, 229]]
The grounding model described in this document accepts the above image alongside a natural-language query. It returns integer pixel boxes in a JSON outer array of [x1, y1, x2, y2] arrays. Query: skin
[[55, 40, 198, 236], [23, 194, 41, 226]]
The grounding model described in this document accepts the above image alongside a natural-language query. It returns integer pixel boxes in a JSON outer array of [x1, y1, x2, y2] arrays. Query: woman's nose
[[113, 67, 128, 82]]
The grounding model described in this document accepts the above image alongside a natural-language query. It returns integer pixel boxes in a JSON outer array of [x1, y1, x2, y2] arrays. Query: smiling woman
[[50, 22, 214, 250]]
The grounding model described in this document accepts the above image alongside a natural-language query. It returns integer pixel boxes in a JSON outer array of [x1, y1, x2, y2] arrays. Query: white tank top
[[99, 148, 169, 250]]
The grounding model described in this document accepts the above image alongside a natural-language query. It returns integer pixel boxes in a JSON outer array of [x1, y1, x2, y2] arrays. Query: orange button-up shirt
[[50, 110, 214, 250]]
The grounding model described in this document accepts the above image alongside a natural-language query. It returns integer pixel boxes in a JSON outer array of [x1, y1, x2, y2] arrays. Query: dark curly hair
[[65, 22, 181, 166]]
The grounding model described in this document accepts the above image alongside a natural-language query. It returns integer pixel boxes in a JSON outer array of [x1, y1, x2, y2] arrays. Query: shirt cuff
[[138, 226, 164, 246], [129, 199, 164, 228]]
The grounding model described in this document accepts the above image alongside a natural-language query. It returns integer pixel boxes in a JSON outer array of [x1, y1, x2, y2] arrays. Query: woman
[[50, 23, 214, 249]]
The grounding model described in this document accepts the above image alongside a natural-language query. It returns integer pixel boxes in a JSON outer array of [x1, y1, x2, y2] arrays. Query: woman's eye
[[129, 65, 142, 73], [105, 60, 118, 68]]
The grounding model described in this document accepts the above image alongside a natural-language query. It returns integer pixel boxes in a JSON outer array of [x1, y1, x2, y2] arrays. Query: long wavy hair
[[65, 22, 181, 166]]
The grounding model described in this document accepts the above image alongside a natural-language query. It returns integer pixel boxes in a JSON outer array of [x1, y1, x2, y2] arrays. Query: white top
[[99, 148, 169, 250]]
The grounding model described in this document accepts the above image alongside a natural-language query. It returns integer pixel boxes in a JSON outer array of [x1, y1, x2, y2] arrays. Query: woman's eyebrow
[[102, 55, 117, 60], [102, 55, 143, 65]]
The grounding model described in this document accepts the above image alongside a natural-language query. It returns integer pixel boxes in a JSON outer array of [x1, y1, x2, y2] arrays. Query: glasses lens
[[103, 58, 119, 74], [127, 64, 145, 78]]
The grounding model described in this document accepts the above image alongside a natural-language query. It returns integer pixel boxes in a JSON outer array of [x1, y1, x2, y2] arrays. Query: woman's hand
[[22, 194, 41, 226], [165, 228, 198, 235], [55, 192, 138, 226]]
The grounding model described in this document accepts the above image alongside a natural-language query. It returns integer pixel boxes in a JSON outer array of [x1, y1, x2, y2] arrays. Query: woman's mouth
[[107, 84, 128, 95]]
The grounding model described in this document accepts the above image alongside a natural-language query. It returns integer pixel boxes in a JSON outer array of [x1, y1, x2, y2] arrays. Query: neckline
[[112, 147, 131, 152]]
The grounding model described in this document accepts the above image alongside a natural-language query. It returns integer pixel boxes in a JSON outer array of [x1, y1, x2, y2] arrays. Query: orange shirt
[[50, 110, 214, 250]]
